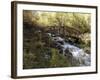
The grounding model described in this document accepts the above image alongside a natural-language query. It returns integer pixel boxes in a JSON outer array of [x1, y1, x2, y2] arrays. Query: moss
[[50, 48, 72, 67]]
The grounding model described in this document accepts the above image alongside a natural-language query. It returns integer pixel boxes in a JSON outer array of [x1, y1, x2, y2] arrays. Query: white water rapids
[[47, 33, 91, 66]]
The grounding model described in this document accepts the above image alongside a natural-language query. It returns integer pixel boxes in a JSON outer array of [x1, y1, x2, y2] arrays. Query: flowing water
[[47, 33, 91, 66]]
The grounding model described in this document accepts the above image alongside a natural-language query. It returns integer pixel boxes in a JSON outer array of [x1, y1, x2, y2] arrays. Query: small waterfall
[[62, 43, 91, 66], [47, 33, 91, 66]]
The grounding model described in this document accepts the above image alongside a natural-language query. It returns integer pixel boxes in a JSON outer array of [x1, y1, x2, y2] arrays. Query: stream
[[47, 33, 91, 66]]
